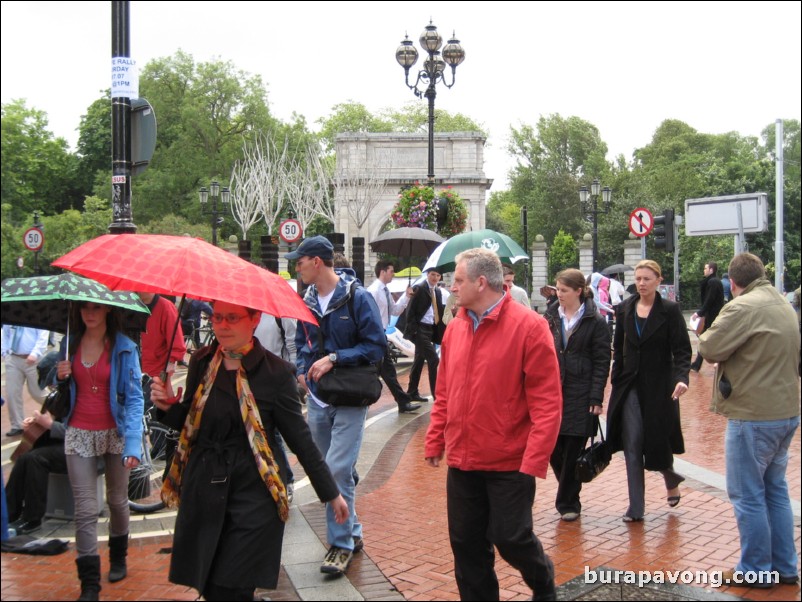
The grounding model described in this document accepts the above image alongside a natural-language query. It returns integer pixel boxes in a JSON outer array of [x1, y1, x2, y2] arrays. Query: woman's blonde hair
[[635, 259, 662, 279]]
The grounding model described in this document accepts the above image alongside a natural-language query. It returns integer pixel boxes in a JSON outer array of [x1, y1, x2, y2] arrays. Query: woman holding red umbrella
[[149, 300, 347, 601]]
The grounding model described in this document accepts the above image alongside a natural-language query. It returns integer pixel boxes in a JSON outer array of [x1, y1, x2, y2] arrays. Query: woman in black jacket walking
[[606, 260, 691, 522], [545, 269, 611, 521]]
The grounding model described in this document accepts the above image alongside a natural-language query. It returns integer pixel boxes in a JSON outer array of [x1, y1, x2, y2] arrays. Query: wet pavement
[[2, 333, 800, 601]]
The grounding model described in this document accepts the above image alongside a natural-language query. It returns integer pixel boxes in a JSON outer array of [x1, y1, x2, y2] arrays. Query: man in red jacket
[[425, 248, 562, 601]]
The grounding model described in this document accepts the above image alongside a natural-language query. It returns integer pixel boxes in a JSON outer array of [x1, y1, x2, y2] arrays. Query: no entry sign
[[629, 208, 654, 237]]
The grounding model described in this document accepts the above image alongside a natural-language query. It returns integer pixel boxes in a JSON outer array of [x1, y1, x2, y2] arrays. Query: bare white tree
[[229, 134, 292, 238], [334, 145, 395, 236], [286, 142, 336, 231], [229, 153, 261, 240]]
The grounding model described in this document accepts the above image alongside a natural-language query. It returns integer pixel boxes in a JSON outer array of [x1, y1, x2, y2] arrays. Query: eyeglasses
[[210, 313, 249, 325]]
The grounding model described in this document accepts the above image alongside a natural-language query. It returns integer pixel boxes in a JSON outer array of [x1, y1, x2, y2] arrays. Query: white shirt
[[366, 279, 409, 328], [609, 278, 626, 305]]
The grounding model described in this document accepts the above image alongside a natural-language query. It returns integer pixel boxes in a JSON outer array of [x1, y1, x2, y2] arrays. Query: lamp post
[[578, 178, 612, 273], [198, 180, 230, 246], [396, 21, 465, 185]]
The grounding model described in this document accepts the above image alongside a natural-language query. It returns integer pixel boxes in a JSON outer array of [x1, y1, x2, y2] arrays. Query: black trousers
[[6, 443, 67, 522], [549, 434, 587, 515], [447, 468, 555, 601], [408, 323, 438, 396], [378, 347, 411, 406]]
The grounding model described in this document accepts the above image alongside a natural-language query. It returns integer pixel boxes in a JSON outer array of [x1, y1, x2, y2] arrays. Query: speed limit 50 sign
[[23, 227, 44, 251], [279, 219, 303, 244]]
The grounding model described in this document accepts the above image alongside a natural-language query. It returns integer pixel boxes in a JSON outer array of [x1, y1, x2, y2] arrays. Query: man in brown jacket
[[699, 253, 800, 587]]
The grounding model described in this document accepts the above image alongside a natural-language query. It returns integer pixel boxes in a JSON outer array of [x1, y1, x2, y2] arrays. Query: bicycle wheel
[[128, 415, 175, 514]]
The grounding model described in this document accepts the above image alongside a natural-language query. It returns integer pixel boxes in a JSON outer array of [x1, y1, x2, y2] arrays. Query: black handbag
[[575, 418, 612, 483], [43, 378, 71, 421], [317, 363, 383, 407]]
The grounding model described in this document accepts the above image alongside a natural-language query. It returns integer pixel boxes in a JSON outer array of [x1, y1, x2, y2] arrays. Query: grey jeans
[[621, 389, 685, 519], [66, 453, 130, 557]]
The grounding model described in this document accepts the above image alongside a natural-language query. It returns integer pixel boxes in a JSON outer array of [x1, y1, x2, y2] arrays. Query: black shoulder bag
[[316, 282, 382, 407]]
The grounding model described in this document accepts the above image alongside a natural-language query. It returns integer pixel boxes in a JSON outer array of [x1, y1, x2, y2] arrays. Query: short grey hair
[[455, 248, 504, 292]]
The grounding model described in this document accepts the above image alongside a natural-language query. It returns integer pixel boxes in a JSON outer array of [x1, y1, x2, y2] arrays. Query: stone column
[[579, 233, 593, 275], [530, 235, 549, 312], [623, 233, 643, 289], [224, 235, 239, 256]]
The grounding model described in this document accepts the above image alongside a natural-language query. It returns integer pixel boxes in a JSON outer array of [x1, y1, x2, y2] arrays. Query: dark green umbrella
[[1, 273, 150, 334], [421, 229, 529, 274]]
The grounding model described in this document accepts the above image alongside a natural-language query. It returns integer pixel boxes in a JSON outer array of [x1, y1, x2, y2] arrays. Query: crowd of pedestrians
[[2, 242, 799, 600]]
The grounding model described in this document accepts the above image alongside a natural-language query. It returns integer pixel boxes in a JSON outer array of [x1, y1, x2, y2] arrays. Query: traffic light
[[653, 209, 675, 253]]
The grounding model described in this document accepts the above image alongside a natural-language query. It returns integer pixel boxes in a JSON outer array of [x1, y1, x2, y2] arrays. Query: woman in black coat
[[545, 269, 610, 521], [606, 260, 691, 522], [150, 301, 347, 601]]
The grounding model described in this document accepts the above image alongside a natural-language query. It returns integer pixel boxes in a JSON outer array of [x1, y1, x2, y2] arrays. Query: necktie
[[431, 288, 440, 325], [383, 286, 392, 328], [11, 327, 23, 354]]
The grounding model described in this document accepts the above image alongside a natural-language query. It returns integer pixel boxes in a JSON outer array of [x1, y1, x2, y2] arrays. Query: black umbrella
[[370, 227, 445, 257], [370, 227, 445, 283], [601, 264, 634, 276]]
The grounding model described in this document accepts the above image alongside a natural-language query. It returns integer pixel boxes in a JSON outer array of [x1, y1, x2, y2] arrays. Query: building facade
[[333, 132, 492, 268]]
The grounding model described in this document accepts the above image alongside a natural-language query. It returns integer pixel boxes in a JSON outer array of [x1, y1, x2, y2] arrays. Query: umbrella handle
[[65, 302, 70, 363]]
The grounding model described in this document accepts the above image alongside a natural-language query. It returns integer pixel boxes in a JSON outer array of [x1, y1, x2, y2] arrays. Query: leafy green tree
[[1, 99, 83, 222], [549, 229, 578, 280], [317, 100, 485, 153], [382, 101, 486, 135], [76, 92, 112, 196], [131, 51, 282, 228], [507, 114, 609, 252]]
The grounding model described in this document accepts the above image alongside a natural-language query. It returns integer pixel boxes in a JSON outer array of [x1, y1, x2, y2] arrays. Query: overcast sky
[[2, 1, 800, 189]]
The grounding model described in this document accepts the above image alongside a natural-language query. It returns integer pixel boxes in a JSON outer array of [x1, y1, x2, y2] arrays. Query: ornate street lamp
[[396, 21, 465, 185], [198, 180, 230, 246], [578, 178, 612, 272]]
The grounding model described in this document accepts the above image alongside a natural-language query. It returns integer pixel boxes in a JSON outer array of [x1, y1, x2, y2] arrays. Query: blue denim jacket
[[56, 334, 144, 460], [295, 273, 386, 400]]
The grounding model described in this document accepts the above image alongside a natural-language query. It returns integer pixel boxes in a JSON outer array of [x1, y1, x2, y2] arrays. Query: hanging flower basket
[[390, 184, 468, 239]]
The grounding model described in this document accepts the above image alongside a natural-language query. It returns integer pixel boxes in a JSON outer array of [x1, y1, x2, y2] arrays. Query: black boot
[[76, 555, 101, 601], [108, 533, 129, 582]]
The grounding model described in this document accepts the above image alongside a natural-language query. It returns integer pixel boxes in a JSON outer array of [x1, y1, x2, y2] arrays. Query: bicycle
[[128, 406, 177, 514], [183, 319, 215, 355]]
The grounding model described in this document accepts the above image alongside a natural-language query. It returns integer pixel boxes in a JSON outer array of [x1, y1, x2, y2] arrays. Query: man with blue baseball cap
[[287, 236, 385, 576]]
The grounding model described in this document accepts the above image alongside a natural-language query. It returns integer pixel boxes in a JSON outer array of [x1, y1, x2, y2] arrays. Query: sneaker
[[321, 546, 353, 575], [560, 512, 580, 522], [353, 536, 364, 553], [286, 482, 294, 504]]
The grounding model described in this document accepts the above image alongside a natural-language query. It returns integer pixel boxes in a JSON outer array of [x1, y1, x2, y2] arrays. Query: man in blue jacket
[[290, 236, 385, 576]]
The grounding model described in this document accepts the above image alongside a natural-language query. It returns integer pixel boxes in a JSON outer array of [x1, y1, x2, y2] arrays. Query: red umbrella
[[52, 234, 316, 325]]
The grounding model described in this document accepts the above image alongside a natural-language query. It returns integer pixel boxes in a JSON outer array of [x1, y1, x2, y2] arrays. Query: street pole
[[199, 181, 230, 247], [109, 0, 136, 234], [426, 81, 436, 185], [579, 179, 611, 274]]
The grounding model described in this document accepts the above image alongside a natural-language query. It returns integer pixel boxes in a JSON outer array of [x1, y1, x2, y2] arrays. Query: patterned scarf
[[161, 341, 289, 521]]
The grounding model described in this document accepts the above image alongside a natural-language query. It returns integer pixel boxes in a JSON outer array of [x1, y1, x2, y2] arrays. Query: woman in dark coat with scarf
[[150, 301, 347, 601], [607, 260, 691, 522], [545, 269, 611, 521]]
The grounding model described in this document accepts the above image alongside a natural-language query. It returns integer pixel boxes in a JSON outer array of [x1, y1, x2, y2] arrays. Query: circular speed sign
[[279, 219, 303, 244], [23, 227, 44, 251]]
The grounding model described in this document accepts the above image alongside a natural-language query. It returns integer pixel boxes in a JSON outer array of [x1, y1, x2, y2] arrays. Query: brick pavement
[[3, 346, 801, 601]]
